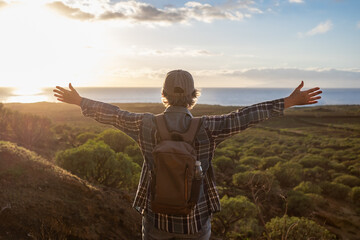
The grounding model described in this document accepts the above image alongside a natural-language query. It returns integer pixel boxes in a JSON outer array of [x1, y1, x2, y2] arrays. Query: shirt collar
[[164, 106, 193, 117]]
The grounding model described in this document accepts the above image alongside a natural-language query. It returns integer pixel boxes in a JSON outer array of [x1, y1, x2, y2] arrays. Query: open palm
[[53, 83, 82, 106]]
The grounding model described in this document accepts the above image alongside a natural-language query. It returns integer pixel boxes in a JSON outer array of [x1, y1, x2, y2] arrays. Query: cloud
[[47, 0, 262, 24], [129, 46, 222, 57], [357, 21, 360, 29], [298, 20, 333, 37], [46, 1, 95, 20], [306, 20, 333, 36], [289, 0, 304, 3], [107, 67, 360, 88]]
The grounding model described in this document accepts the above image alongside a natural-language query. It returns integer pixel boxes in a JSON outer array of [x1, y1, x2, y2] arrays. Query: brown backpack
[[150, 115, 203, 215]]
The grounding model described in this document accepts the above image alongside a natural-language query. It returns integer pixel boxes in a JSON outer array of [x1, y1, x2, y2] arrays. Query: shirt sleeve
[[80, 98, 148, 143], [202, 98, 285, 144]]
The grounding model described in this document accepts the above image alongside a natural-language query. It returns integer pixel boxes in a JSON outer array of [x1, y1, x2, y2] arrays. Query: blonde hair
[[161, 89, 201, 109]]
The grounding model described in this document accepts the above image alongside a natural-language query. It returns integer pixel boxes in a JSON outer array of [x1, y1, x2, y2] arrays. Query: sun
[[0, 1, 113, 92]]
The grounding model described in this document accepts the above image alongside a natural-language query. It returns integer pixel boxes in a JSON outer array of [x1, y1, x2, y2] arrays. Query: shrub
[[350, 187, 360, 206], [286, 190, 314, 217], [260, 156, 284, 170], [265, 215, 335, 240], [246, 146, 266, 157], [56, 140, 140, 190], [349, 163, 360, 177], [298, 154, 328, 168], [270, 162, 303, 188], [239, 156, 261, 168], [213, 156, 234, 174], [333, 174, 360, 187], [320, 181, 351, 200], [96, 129, 134, 153], [294, 181, 322, 194], [305, 193, 328, 208], [320, 148, 335, 158], [212, 195, 260, 239], [303, 166, 328, 182], [329, 160, 347, 172], [76, 132, 97, 145], [124, 144, 143, 166]]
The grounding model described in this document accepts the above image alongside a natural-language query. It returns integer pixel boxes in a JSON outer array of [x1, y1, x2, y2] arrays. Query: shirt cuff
[[272, 98, 285, 117]]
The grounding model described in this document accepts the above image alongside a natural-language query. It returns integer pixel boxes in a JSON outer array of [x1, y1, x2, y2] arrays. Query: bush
[[294, 181, 322, 194], [239, 156, 261, 168], [350, 187, 360, 206], [320, 181, 351, 200], [333, 174, 360, 187], [260, 156, 284, 170], [265, 215, 335, 240], [303, 166, 328, 182], [56, 140, 140, 190], [286, 190, 314, 217], [246, 146, 266, 157], [233, 170, 275, 189], [305, 193, 328, 208], [298, 154, 328, 168], [124, 144, 143, 166], [270, 162, 303, 188], [76, 132, 97, 145], [96, 129, 134, 153], [349, 163, 360, 177], [212, 195, 260, 239]]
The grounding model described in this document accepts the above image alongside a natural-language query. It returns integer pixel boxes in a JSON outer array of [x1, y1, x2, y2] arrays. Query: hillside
[[0, 141, 141, 240]]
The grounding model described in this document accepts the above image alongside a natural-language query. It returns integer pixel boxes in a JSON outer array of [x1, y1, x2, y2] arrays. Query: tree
[[265, 215, 335, 240], [212, 195, 259, 239]]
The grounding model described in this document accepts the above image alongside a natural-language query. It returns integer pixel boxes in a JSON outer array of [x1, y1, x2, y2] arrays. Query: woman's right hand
[[53, 83, 82, 106]]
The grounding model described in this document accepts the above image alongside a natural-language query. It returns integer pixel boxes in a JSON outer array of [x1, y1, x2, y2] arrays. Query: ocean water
[[0, 87, 359, 106]]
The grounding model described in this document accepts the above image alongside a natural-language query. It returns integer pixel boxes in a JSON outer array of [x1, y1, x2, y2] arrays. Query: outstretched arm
[[284, 81, 322, 108], [204, 81, 322, 144], [52, 84, 148, 143]]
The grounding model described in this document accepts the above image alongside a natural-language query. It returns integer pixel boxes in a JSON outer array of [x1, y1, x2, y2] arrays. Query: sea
[[0, 87, 359, 106]]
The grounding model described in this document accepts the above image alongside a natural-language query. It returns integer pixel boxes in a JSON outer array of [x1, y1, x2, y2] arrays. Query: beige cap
[[163, 70, 195, 96]]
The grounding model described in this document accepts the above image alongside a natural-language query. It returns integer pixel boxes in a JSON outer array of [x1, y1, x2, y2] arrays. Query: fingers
[[53, 89, 64, 95], [306, 87, 320, 93], [55, 86, 68, 93], [296, 81, 304, 90], [307, 101, 318, 104], [69, 83, 77, 93], [309, 90, 322, 97]]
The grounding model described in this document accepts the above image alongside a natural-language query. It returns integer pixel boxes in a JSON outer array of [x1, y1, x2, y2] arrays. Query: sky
[[0, 0, 359, 89]]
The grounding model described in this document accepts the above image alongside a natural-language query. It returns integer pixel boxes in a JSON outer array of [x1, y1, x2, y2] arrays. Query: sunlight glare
[[0, 1, 114, 91]]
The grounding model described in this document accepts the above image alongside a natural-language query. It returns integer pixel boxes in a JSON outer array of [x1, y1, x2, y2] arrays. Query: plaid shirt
[[80, 97, 285, 234]]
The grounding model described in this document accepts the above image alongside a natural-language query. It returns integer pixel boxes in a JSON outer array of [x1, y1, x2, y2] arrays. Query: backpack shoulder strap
[[154, 114, 171, 141], [182, 117, 202, 144]]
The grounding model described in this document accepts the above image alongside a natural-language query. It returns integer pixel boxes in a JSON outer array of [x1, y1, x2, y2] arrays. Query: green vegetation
[[1, 102, 360, 239]]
